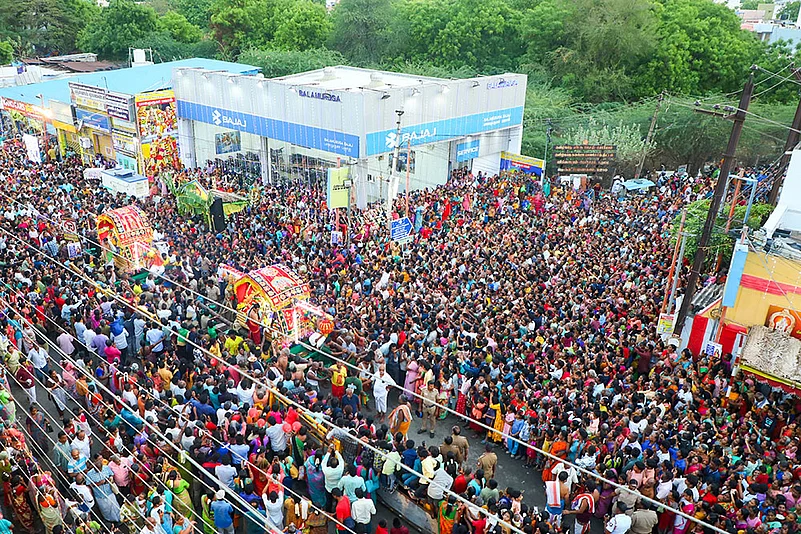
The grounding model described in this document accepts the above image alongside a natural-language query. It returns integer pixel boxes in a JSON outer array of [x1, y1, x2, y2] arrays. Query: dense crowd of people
[[0, 137, 788, 534]]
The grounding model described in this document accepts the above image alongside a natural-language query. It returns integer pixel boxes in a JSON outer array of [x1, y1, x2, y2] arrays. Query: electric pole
[[543, 119, 553, 181], [673, 73, 755, 335], [387, 109, 404, 233], [768, 67, 801, 205], [634, 92, 664, 180]]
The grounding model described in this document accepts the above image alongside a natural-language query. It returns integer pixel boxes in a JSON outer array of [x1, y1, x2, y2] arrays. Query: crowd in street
[[0, 137, 788, 534]]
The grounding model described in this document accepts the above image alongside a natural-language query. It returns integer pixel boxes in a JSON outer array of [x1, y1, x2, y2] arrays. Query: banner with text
[[499, 151, 544, 176]]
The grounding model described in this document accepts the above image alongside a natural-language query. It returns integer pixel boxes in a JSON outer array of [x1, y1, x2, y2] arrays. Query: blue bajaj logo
[[212, 109, 246, 128]]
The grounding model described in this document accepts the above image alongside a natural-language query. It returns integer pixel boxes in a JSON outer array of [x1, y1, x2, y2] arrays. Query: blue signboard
[[75, 108, 110, 133], [176, 101, 359, 158], [366, 106, 523, 156], [456, 139, 480, 162], [391, 217, 413, 242]]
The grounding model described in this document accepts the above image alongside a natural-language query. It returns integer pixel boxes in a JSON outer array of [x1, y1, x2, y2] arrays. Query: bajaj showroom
[[172, 65, 527, 206]]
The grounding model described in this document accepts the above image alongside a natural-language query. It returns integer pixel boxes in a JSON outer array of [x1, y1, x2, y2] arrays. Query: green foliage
[[740, 0, 759, 9], [672, 199, 775, 266], [78, 0, 158, 59], [209, 0, 328, 55], [0, 41, 12, 64], [272, 0, 331, 51], [392, 0, 524, 72], [565, 118, 652, 169], [553, 0, 658, 101], [237, 47, 346, 77], [780, 1, 800, 20], [0, 0, 99, 55], [328, 0, 395, 65], [170, 0, 215, 27], [131, 32, 218, 61], [158, 11, 204, 43], [209, 0, 274, 55], [635, 0, 760, 97]]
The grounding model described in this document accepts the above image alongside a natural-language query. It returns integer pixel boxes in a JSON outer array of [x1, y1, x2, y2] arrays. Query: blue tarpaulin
[[622, 178, 655, 191]]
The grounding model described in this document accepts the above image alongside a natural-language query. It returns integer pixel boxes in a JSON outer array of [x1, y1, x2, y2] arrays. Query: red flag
[[441, 201, 452, 221]]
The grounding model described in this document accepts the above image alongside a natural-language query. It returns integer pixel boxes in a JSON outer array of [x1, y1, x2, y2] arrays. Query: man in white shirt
[[27, 343, 49, 381], [146, 325, 164, 354], [83, 327, 97, 353], [134, 315, 147, 349], [350, 488, 376, 533], [372, 365, 396, 421], [71, 430, 92, 460], [605, 502, 632, 534], [427, 462, 454, 501]]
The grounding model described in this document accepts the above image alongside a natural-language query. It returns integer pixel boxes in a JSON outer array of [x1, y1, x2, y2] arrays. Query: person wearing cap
[[615, 478, 640, 515], [418, 380, 439, 438], [629, 501, 658, 534], [450, 426, 470, 468], [605, 502, 632, 534], [210, 490, 234, 534]]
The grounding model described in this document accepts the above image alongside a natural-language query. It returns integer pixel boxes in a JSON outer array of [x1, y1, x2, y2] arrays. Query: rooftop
[[270, 66, 450, 91], [0, 58, 260, 107]]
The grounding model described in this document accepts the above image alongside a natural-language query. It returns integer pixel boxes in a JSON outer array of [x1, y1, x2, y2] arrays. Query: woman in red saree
[[10, 475, 33, 533]]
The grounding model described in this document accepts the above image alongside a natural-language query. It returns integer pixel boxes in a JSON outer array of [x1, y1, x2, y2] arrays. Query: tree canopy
[[77, 0, 158, 59]]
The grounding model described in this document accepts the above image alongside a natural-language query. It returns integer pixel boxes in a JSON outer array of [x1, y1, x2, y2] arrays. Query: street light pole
[[543, 119, 552, 183], [388, 109, 404, 233]]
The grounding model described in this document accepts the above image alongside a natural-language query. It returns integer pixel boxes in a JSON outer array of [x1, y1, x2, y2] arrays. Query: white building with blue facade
[[172, 66, 527, 201]]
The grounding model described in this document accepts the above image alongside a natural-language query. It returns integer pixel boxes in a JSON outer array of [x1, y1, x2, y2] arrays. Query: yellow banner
[[327, 167, 350, 209]]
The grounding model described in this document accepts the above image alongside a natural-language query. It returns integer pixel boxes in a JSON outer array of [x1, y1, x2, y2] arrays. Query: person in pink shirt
[[108, 454, 133, 494], [104, 339, 122, 365]]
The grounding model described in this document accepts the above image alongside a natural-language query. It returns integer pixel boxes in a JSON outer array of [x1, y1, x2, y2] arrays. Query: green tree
[[328, 0, 395, 65], [209, 0, 278, 55], [158, 11, 203, 43], [740, 0, 759, 9], [519, 0, 573, 65], [238, 47, 346, 77], [132, 32, 218, 60], [170, 0, 214, 27], [78, 0, 158, 58], [273, 0, 331, 51], [672, 199, 774, 266], [634, 0, 759, 97], [780, 0, 800, 20], [0, 41, 12, 63], [393, 0, 525, 72], [0, 0, 99, 55], [550, 0, 657, 101], [565, 117, 651, 171]]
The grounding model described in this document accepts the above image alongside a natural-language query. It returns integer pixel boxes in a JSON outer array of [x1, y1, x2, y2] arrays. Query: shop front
[[173, 66, 527, 202]]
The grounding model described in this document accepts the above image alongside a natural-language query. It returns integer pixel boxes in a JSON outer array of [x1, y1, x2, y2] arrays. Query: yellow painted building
[[726, 250, 801, 328]]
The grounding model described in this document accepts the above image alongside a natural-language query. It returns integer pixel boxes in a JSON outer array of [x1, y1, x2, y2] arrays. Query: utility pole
[[388, 109, 404, 233], [634, 92, 664, 180], [768, 68, 801, 205], [543, 119, 553, 182], [673, 74, 754, 335], [662, 209, 686, 314]]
